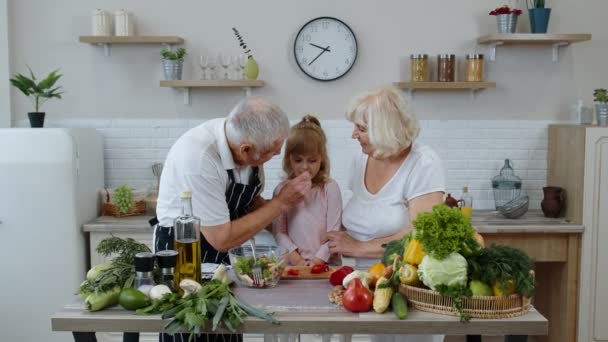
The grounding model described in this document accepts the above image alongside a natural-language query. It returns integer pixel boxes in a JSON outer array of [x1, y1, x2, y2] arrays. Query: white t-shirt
[[342, 142, 445, 267], [156, 118, 264, 227]]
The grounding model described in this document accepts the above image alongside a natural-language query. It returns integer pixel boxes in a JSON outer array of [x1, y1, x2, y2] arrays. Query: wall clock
[[293, 17, 358, 81]]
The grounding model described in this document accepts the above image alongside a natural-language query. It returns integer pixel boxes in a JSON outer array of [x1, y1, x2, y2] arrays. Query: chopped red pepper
[[286, 268, 300, 276], [310, 263, 330, 274]]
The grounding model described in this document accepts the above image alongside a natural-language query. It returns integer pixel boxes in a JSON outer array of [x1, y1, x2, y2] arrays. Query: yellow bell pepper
[[403, 239, 426, 265]]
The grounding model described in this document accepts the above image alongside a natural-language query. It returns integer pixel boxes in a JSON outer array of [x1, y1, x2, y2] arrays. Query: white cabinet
[[547, 125, 608, 342]]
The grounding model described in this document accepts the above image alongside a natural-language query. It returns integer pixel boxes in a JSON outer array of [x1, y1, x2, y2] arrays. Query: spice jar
[[410, 54, 429, 82], [437, 54, 456, 82], [465, 54, 484, 82]]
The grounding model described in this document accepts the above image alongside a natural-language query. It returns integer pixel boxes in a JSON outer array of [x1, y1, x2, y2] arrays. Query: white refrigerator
[[0, 128, 104, 341]]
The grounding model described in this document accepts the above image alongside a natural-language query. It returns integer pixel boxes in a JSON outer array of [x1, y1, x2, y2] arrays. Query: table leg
[[123, 332, 140, 342], [504, 336, 527, 342], [466, 336, 482, 342], [73, 332, 97, 342]]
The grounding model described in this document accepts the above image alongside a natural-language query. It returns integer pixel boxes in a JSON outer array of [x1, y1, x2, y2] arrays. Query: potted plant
[[527, 0, 551, 33], [232, 27, 258, 80], [490, 5, 523, 34], [9, 67, 63, 128], [594, 88, 608, 126], [161, 47, 186, 80]]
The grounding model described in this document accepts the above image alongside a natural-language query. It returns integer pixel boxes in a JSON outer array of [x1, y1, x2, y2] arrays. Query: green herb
[[142, 280, 278, 339], [594, 88, 608, 103], [413, 204, 475, 260], [467, 244, 535, 297], [9, 67, 63, 112], [161, 47, 187, 60], [381, 231, 413, 265], [79, 236, 151, 299], [436, 284, 472, 322]]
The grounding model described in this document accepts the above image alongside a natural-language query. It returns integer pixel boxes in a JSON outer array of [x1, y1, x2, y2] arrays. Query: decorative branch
[[232, 27, 253, 59]]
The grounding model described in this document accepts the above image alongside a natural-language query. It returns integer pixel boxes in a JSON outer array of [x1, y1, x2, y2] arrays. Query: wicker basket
[[399, 284, 531, 319], [101, 188, 146, 217]]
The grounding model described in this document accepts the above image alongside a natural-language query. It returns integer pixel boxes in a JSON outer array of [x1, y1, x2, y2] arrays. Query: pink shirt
[[272, 178, 342, 263]]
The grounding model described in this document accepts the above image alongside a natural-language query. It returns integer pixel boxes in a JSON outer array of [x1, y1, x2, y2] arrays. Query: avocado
[[119, 288, 151, 310]]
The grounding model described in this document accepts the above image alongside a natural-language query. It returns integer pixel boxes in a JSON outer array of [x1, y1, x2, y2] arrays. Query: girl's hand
[[325, 231, 360, 255], [287, 250, 306, 266], [310, 257, 326, 266]]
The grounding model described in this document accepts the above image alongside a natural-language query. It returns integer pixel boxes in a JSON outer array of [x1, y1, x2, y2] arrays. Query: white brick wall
[[16, 118, 559, 210]]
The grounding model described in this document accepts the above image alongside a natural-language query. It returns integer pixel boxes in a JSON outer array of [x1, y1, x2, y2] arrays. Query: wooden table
[[82, 210, 581, 342], [52, 280, 547, 342]]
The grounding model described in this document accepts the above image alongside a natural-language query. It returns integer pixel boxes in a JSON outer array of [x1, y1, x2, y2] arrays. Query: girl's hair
[[282, 115, 330, 186], [346, 86, 420, 159]]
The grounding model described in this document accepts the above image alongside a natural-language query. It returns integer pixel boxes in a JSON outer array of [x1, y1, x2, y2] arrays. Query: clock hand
[[309, 43, 331, 52], [308, 45, 330, 66]]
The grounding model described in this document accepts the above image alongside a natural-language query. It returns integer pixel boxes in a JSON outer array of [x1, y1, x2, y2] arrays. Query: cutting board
[[281, 265, 338, 279]]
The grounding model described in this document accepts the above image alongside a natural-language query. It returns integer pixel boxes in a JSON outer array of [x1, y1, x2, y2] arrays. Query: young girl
[[272, 115, 343, 266]]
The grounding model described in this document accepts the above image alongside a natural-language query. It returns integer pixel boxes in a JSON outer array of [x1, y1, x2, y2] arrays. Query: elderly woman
[[326, 86, 445, 342]]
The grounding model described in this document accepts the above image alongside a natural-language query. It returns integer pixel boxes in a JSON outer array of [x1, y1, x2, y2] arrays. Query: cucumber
[[391, 292, 408, 319]]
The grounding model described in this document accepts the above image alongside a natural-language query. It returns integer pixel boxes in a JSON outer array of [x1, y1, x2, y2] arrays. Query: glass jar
[[465, 54, 484, 82], [410, 54, 429, 82], [437, 54, 456, 82]]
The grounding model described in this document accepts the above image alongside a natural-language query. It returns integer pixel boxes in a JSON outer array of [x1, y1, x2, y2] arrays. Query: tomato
[[310, 263, 330, 274], [342, 278, 373, 313], [286, 268, 300, 276]]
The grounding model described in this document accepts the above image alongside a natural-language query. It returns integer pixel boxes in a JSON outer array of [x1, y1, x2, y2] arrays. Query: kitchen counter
[[83, 210, 582, 342], [52, 280, 548, 338]]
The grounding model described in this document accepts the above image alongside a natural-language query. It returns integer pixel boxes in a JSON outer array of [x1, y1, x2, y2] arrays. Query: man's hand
[[274, 172, 312, 211]]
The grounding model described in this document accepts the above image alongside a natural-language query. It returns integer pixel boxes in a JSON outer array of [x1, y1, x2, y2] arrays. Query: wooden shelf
[[477, 33, 591, 62], [79, 36, 184, 56], [79, 36, 184, 44], [160, 80, 265, 105], [394, 81, 495, 99]]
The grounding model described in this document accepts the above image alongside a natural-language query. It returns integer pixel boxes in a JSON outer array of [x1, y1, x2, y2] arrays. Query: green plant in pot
[[232, 27, 258, 80], [594, 88, 608, 126], [161, 47, 186, 80], [9, 67, 63, 128], [527, 0, 551, 33]]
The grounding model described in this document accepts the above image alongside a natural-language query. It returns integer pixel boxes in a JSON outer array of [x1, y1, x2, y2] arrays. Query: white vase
[[92, 9, 111, 36], [114, 9, 134, 36]]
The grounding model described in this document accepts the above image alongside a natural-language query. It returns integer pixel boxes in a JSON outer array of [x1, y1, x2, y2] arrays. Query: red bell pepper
[[310, 263, 330, 274], [286, 268, 300, 276], [329, 266, 354, 286]]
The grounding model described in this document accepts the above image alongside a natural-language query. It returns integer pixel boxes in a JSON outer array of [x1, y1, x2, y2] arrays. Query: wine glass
[[207, 56, 217, 80], [198, 55, 209, 80], [231, 55, 241, 80], [219, 54, 231, 80]]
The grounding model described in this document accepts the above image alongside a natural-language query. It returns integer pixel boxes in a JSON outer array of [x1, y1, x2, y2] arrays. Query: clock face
[[293, 17, 358, 81]]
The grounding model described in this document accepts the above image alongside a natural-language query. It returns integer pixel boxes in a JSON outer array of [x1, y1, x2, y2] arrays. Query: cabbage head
[[417, 252, 468, 290]]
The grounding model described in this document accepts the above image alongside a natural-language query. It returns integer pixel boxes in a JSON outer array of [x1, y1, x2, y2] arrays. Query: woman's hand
[[325, 231, 360, 255], [287, 250, 307, 266]]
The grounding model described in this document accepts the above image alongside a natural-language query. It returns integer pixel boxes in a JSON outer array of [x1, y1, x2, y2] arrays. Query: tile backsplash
[[17, 118, 555, 209]]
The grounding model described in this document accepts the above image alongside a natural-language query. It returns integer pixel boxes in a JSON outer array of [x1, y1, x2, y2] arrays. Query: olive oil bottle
[[174, 190, 201, 293]]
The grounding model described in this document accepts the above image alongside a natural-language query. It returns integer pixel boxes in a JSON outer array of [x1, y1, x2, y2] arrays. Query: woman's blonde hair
[[346, 86, 420, 159], [282, 115, 330, 186]]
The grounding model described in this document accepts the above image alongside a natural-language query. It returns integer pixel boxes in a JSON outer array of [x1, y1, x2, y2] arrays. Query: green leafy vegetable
[[435, 284, 472, 322], [467, 244, 535, 297], [413, 204, 475, 260], [113, 185, 135, 214], [381, 231, 413, 265], [417, 252, 468, 290]]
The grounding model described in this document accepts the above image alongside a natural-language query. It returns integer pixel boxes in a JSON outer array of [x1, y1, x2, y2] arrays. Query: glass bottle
[[461, 186, 473, 219], [410, 54, 429, 82], [156, 250, 178, 291], [491, 159, 522, 209], [465, 54, 484, 82], [134, 252, 156, 294], [174, 190, 201, 293], [437, 54, 456, 82]]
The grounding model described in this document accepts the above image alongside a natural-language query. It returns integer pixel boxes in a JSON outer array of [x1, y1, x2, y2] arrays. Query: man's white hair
[[225, 96, 290, 152]]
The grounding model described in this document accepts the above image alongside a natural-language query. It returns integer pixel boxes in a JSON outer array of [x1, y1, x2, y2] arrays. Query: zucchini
[[391, 292, 408, 319]]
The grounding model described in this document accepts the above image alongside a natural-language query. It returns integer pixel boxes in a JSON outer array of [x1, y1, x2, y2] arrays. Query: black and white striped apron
[[153, 167, 262, 342]]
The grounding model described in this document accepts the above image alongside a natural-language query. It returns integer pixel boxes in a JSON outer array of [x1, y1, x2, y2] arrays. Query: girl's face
[[352, 123, 373, 155], [289, 153, 322, 179]]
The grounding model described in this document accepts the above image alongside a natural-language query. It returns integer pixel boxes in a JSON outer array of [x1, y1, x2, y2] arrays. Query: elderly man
[[150, 97, 310, 342], [155, 96, 311, 259]]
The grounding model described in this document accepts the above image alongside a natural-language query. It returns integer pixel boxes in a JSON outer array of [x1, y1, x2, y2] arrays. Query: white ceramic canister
[[92, 9, 111, 36], [114, 9, 134, 36]]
